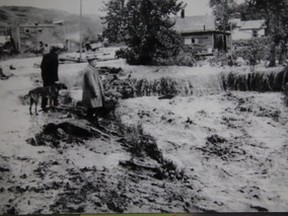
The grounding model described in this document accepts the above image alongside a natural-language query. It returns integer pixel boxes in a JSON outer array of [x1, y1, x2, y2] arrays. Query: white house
[[229, 18, 266, 40], [174, 15, 232, 55]]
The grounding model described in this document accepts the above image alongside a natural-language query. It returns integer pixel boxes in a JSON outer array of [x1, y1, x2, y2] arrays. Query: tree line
[[210, 0, 288, 67], [102, 0, 288, 67]]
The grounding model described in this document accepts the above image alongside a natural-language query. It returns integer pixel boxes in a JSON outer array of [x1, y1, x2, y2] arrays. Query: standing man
[[82, 55, 105, 123], [40, 46, 59, 111]]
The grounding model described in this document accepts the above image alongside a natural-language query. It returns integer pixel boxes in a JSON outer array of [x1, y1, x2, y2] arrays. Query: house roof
[[173, 15, 216, 33], [240, 19, 265, 30], [181, 30, 231, 36]]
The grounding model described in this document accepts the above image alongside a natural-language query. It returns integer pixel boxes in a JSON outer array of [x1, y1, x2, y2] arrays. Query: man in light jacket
[[82, 55, 105, 123]]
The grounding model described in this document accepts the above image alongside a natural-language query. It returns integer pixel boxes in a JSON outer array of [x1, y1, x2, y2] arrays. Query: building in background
[[229, 18, 266, 40], [174, 12, 232, 56], [16, 22, 65, 53]]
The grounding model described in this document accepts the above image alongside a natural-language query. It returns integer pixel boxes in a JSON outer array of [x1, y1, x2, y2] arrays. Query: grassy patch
[[132, 77, 193, 97], [111, 118, 186, 180], [219, 69, 288, 92]]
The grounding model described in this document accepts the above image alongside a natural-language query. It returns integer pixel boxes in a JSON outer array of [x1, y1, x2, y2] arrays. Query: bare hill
[[0, 6, 103, 41]]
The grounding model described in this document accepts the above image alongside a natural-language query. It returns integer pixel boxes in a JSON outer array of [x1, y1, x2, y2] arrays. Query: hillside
[[0, 6, 103, 41]]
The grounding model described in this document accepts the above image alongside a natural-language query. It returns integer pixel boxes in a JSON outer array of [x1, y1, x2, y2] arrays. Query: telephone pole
[[79, 0, 82, 62]]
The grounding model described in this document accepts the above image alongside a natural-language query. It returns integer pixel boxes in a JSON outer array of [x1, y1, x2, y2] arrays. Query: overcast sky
[[0, 0, 213, 16]]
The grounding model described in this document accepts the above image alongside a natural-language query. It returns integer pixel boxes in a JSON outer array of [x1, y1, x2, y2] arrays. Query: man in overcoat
[[40, 46, 59, 110], [82, 55, 105, 122]]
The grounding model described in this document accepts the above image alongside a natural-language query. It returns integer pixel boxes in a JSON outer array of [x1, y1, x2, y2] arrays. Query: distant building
[[229, 18, 266, 40], [9, 22, 66, 53], [18, 22, 59, 52], [174, 13, 232, 55]]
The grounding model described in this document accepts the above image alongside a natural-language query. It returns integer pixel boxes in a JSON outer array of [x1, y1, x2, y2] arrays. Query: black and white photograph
[[0, 0, 288, 214]]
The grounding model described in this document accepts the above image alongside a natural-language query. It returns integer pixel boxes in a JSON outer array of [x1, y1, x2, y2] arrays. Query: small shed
[[174, 15, 232, 55]]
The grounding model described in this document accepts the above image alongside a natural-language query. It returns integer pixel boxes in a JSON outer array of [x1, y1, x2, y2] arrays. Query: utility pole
[[16, 25, 21, 53], [79, 0, 82, 62]]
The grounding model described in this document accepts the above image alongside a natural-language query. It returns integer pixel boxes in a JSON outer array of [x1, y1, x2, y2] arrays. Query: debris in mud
[[98, 67, 123, 75], [119, 123, 164, 162], [9, 65, 16, 70], [234, 95, 282, 121], [26, 121, 104, 148], [106, 201, 124, 213], [137, 110, 151, 119], [119, 160, 159, 172], [250, 205, 268, 212], [158, 94, 176, 100], [7, 185, 29, 194], [221, 116, 237, 129], [197, 134, 246, 160], [119, 158, 185, 181], [0, 67, 13, 80], [0, 167, 10, 172], [185, 117, 195, 125], [6, 207, 18, 215], [207, 134, 227, 144], [255, 106, 281, 121]]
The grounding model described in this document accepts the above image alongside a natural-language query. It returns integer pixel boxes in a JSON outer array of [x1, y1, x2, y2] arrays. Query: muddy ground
[[0, 56, 288, 214]]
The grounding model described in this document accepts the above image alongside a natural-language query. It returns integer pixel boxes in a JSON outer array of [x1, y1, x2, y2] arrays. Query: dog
[[24, 83, 68, 115]]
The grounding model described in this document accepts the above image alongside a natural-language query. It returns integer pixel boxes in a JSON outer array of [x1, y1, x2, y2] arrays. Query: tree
[[102, 0, 126, 43], [231, 2, 263, 21], [210, 0, 236, 31], [102, 0, 185, 65], [247, 0, 288, 67]]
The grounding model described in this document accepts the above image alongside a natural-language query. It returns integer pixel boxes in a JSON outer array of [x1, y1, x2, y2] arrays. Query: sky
[[0, 0, 213, 16]]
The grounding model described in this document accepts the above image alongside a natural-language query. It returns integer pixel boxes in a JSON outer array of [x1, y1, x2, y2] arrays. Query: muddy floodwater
[[0, 57, 288, 214]]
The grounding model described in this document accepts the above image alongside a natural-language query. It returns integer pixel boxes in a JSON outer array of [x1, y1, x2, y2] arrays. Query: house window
[[191, 38, 199, 44], [252, 30, 258, 38]]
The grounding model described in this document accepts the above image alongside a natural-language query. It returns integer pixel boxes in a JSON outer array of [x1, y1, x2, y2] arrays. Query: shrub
[[219, 69, 288, 92], [209, 51, 237, 67], [111, 117, 186, 180], [133, 77, 179, 97], [153, 45, 197, 66], [115, 45, 197, 67], [123, 123, 164, 163], [233, 38, 269, 68]]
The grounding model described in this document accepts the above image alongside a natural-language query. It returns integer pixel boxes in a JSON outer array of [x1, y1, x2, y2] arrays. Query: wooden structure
[[174, 15, 232, 55]]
